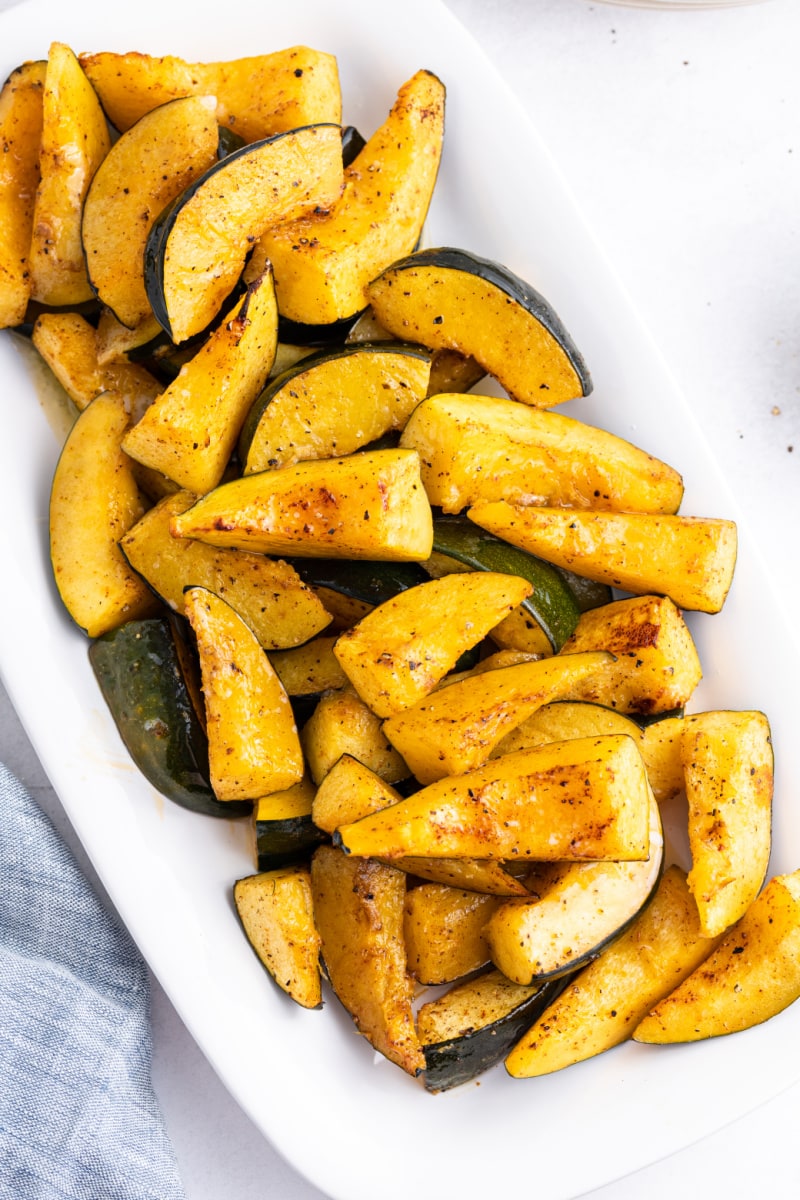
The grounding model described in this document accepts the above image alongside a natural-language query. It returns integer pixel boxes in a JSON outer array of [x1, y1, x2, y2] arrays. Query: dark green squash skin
[[255, 814, 327, 871], [341, 125, 366, 168], [422, 974, 569, 1093], [433, 515, 580, 652], [238, 340, 432, 466], [143, 122, 341, 339], [372, 245, 593, 398], [554, 567, 612, 613], [276, 312, 363, 347], [88, 618, 251, 818], [286, 557, 430, 608]]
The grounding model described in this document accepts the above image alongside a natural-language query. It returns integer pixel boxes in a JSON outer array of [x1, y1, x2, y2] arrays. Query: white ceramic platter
[[1, 1, 799, 1197]]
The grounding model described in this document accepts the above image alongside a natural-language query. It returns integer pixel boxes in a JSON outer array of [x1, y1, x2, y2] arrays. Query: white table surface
[[2, 0, 799, 1196]]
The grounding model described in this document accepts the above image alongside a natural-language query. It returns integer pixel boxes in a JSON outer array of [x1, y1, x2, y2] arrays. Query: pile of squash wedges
[[2, 37, 799, 1093]]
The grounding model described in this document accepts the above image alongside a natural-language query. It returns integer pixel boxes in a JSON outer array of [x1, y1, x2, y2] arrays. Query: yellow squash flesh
[[634, 869, 800, 1043], [400, 393, 684, 514], [0, 60, 46, 328], [468, 503, 738, 614], [336, 734, 651, 863], [32, 311, 162, 412], [240, 345, 431, 474], [311, 753, 529, 897], [368, 259, 586, 409], [383, 649, 614, 783], [123, 270, 278, 494], [183, 586, 303, 802], [156, 123, 343, 344], [485, 786, 663, 984], [300, 689, 409, 786], [120, 491, 331, 650], [234, 868, 322, 1010], [505, 866, 722, 1077], [558, 594, 703, 716], [29, 43, 111, 306], [404, 884, 500, 986], [168, 448, 434, 561], [683, 709, 773, 938], [310, 845, 425, 1077], [82, 94, 220, 329], [333, 571, 533, 719], [49, 392, 160, 637], [81, 47, 341, 141], [250, 70, 445, 324]]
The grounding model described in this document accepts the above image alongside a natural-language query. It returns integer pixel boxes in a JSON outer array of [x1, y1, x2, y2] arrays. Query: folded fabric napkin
[[0, 762, 186, 1200]]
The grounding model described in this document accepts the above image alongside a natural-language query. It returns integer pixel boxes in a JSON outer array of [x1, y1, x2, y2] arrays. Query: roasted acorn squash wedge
[[633, 868, 800, 1044], [312, 753, 528, 896], [311, 845, 425, 1076], [418, 969, 568, 1092], [430, 514, 580, 653], [0, 60, 46, 328], [122, 268, 278, 494], [252, 777, 328, 872], [382, 650, 614, 784], [683, 709, 773, 938], [80, 46, 341, 142], [335, 734, 651, 863], [169, 448, 434, 562], [88, 616, 251, 818], [404, 884, 500, 986], [120, 490, 331, 650], [504, 866, 723, 1078], [559, 594, 703, 716], [49, 391, 160, 638], [247, 70, 445, 328], [333, 570, 533, 719], [367, 246, 592, 407], [29, 43, 111, 307], [400, 393, 684, 515], [82, 95, 221, 330], [486, 785, 664, 984], [183, 586, 304, 802], [239, 342, 431, 474], [234, 866, 323, 1010], [468, 504, 739, 615], [144, 123, 343, 343]]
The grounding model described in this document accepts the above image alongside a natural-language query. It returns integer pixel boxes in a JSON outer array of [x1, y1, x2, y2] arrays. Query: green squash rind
[[421, 972, 569, 1092], [88, 617, 251, 818], [238, 339, 432, 467], [433, 514, 580, 652], [371, 245, 593, 398]]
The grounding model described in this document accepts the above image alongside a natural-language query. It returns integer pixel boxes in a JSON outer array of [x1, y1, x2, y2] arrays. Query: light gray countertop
[[2, 0, 799, 1196]]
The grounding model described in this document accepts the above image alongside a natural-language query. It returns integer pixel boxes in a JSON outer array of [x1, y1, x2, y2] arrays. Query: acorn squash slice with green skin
[[122, 268, 279, 496], [234, 867, 323, 1010], [252, 776, 327, 871], [183, 586, 304, 803], [143, 122, 344, 344], [430, 514, 580, 653], [485, 785, 664, 984], [285, 557, 429, 608], [0, 59, 46, 329], [247, 70, 445, 329], [88, 617, 251, 819], [81, 95, 222, 330], [418, 969, 569, 1093], [120, 490, 332, 651], [367, 246, 592, 408], [239, 341, 432, 474], [49, 391, 161, 639]]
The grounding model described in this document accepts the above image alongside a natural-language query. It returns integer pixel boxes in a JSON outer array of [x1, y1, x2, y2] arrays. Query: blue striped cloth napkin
[[0, 762, 186, 1200]]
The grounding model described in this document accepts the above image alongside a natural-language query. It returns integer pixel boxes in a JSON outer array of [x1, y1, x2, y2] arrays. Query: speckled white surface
[[1, 1, 798, 1196]]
